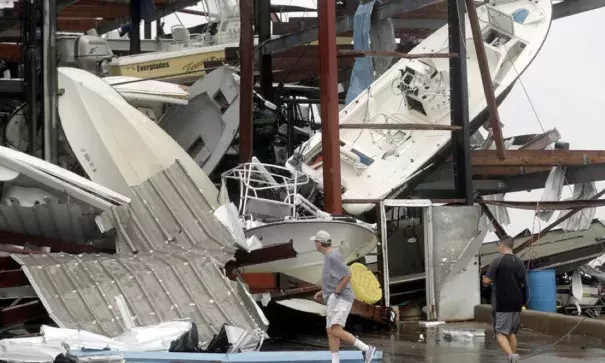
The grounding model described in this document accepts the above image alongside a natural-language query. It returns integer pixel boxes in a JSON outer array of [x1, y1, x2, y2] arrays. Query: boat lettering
[[80, 148, 97, 173], [136, 62, 170, 72], [182, 57, 225, 72]]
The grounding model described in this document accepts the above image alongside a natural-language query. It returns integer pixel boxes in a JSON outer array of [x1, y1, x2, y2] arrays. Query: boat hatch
[[350, 148, 374, 167], [214, 90, 229, 114], [486, 5, 516, 38]]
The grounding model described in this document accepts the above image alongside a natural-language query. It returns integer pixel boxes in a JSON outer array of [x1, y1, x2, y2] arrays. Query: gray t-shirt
[[321, 249, 355, 302]]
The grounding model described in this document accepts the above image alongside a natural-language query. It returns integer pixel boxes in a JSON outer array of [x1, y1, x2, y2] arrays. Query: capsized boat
[[159, 66, 240, 175], [287, 0, 553, 215], [105, 76, 189, 122], [220, 159, 377, 285], [57, 67, 219, 207]]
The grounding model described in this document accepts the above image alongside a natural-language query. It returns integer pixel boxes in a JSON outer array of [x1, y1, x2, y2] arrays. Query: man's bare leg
[[496, 333, 513, 355], [327, 328, 341, 363], [508, 334, 517, 353]]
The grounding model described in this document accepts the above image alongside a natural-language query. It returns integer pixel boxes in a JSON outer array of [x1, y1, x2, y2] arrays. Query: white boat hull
[[241, 219, 377, 285], [289, 0, 552, 215], [57, 67, 219, 207]]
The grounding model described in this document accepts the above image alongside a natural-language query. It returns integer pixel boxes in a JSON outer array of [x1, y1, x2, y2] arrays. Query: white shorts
[[326, 294, 353, 328]]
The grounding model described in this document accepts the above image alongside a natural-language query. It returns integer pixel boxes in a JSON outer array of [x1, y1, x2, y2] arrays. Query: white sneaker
[[362, 345, 376, 363]]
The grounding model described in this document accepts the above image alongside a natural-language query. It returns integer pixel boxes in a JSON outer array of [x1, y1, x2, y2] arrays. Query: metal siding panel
[[13, 252, 265, 341]]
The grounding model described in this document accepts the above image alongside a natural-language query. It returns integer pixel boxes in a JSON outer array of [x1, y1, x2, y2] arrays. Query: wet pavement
[[265, 321, 605, 362]]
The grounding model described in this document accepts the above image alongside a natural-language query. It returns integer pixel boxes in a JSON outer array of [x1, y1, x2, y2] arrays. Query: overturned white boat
[[57, 67, 219, 207], [287, 0, 553, 215], [221, 159, 378, 285]]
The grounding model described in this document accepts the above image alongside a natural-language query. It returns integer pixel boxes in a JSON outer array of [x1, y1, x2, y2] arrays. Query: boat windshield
[[512, 9, 530, 24]]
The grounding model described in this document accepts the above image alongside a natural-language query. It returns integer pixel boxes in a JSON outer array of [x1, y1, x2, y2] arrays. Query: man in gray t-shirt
[[312, 230, 376, 363]]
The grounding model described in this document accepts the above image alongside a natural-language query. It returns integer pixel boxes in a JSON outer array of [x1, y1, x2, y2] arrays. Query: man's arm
[[483, 256, 501, 286]]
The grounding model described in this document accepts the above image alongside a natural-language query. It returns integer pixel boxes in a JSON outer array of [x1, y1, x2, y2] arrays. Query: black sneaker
[[362, 345, 376, 363]]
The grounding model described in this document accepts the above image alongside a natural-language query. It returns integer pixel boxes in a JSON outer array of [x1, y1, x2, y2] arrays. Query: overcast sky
[[158, 2, 605, 238]]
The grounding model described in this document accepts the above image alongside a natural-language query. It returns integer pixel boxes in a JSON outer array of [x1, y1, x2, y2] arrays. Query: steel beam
[[239, 0, 254, 163], [255, 0, 274, 101], [318, 0, 343, 214], [261, 0, 441, 55], [473, 150, 605, 166], [466, 0, 505, 160], [43, 0, 58, 164], [449, 0, 473, 205], [129, 0, 141, 54]]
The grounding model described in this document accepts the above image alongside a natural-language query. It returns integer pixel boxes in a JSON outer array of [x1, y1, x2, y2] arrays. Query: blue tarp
[[345, 1, 377, 105]]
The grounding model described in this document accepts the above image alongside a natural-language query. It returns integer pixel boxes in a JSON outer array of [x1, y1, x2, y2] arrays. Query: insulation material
[[12, 252, 267, 344], [0, 322, 192, 363], [479, 194, 511, 232], [345, 0, 376, 105], [430, 206, 484, 321], [556, 182, 597, 232], [536, 166, 566, 221], [214, 202, 262, 253], [106, 161, 237, 264]]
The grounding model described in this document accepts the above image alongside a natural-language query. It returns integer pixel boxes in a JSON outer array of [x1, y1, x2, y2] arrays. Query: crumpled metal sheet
[[12, 251, 267, 342], [345, 0, 376, 105], [102, 160, 237, 264], [0, 198, 110, 249], [430, 206, 483, 321], [537, 166, 566, 221], [557, 181, 597, 232]]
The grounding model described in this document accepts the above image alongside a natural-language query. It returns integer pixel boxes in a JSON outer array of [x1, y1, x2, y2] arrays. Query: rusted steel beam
[[512, 189, 605, 254], [270, 285, 321, 299], [59, 4, 130, 19], [338, 49, 457, 59], [239, 0, 254, 163], [318, 0, 342, 214], [479, 202, 507, 239], [465, 0, 505, 160], [472, 150, 605, 166], [479, 198, 605, 211], [0, 300, 46, 326], [343, 198, 466, 204], [0, 231, 113, 254], [472, 166, 552, 176], [340, 123, 461, 130]]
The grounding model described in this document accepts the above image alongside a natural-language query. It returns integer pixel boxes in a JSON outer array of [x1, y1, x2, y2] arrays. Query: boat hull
[[241, 220, 377, 285], [57, 67, 219, 207]]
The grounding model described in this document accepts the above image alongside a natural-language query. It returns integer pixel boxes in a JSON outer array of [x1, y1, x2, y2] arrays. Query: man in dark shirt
[[483, 235, 527, 363]]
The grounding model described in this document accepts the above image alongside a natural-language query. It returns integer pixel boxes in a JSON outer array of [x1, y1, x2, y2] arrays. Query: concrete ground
[[267, 321, 605, 362]]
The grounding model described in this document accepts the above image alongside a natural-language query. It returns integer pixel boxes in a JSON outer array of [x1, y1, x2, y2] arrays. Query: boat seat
[[244, 196, 293, 220], [171, 25, 191, 44]]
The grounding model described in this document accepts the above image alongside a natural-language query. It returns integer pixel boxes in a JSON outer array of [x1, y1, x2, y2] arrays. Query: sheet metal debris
[[99, 161, 237, 264], [12, 252, 267, 343]]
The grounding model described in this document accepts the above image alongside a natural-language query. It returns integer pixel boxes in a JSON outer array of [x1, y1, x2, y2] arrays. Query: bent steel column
[[130, 0, 141, 54], [318, 0, 342, 214], [448, 0, 473, 205], [239, 0, 254, 162], [43, 0, 57, 163]]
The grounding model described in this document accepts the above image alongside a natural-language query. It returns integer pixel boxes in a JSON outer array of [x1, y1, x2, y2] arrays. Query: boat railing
[[221, 158, 311, 218]]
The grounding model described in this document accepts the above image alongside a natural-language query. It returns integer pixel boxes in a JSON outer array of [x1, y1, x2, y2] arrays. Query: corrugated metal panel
[[0, 198, 111, 249], [13, 251, 266, 342], [107, 161, 237, 264]]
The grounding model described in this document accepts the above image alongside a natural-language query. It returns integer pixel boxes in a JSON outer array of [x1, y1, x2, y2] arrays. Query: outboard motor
[[73, 34, 114, 76]]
